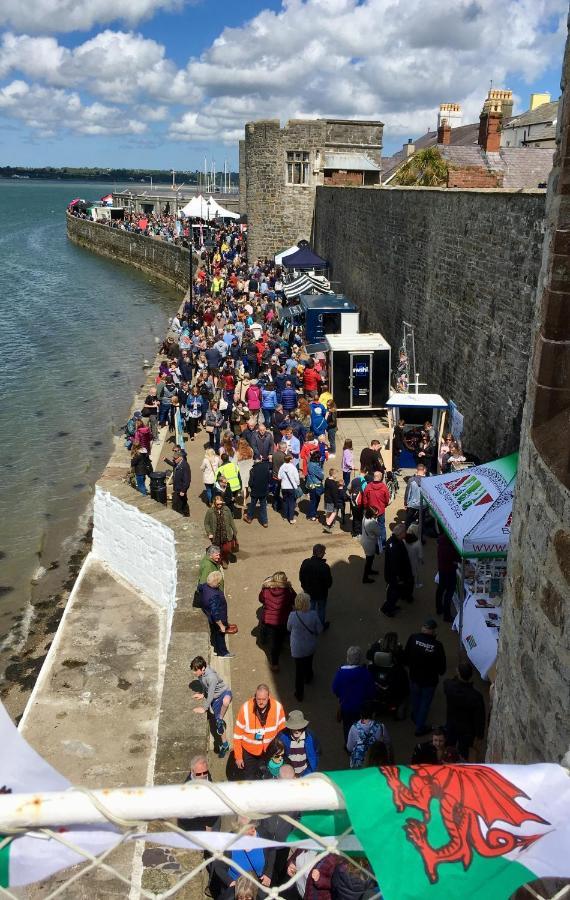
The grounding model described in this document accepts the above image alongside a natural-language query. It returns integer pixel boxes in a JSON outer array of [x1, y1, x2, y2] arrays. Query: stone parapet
[[66, 212, 191, 292]]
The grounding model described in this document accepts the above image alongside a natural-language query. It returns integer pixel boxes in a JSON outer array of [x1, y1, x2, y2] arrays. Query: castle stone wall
[[314, 185, 546, 460]]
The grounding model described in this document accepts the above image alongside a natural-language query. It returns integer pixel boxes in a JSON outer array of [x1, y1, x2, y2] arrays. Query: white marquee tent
[[179, 195, 239, 220]]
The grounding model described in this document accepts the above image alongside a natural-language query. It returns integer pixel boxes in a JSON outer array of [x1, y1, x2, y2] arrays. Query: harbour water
[[0, 181, 180, 678]]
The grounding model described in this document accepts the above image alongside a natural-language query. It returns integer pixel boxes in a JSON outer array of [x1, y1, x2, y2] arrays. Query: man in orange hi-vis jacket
[[233, 683, 286, 779]]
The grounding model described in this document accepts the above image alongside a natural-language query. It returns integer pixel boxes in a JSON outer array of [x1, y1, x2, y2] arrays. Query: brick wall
[[314, 185, 546, 459], [324, 171, 363, 185], [447, 166, 503, 188], [67, 213, 190, 292]]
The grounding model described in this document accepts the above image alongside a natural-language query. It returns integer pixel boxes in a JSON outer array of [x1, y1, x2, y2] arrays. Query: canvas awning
[[275, 244, 299, 265], [419, 453, 518, 558], [283, 273, 333, 298], [282, 246, 328, 270]]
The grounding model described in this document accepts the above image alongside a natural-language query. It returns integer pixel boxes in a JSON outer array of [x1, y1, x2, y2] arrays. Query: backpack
[[350, 721, 384, 768], [192, 583, 212, 618]]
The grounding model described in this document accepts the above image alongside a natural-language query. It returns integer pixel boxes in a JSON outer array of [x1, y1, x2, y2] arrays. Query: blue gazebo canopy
[[282, 245, 328, 270]]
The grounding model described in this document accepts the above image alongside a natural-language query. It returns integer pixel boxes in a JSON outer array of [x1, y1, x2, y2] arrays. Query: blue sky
[[0, 0, 566, 170]]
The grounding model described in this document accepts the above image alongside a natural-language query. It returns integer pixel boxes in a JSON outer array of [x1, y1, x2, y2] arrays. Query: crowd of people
[[120, 221, 484, 899]]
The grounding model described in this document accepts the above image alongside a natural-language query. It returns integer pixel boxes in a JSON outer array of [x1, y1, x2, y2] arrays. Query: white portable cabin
[[386, 392, 448, 469], [326, 333, 391, 411]]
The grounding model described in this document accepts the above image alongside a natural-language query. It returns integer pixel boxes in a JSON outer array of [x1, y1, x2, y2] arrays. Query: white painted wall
[[92, 487, 177, 617]]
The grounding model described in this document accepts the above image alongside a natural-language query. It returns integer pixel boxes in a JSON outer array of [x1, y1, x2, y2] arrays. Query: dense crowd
[[122, 223, 485, 899], [69, 204, 208, 245]]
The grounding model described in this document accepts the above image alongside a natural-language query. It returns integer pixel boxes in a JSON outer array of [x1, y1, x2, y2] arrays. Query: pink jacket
[[135, 425, 152, 452], [246, 384, 262, 410]]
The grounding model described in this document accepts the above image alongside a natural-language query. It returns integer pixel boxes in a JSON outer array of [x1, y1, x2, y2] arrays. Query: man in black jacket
[[299, 544, 333, 629], [444, 661, 486, 758], [382, 524, 413, 617], [172, 448, 191, 516], [243, 459, 271, 527], [405, 618, 447, 736], [250, 422, 273, 461]]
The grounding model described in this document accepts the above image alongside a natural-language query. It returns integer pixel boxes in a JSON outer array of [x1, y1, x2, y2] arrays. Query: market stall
[[326, 333, 391, 411], [386, 392, 448, 470], [419, 453, 517, 679]]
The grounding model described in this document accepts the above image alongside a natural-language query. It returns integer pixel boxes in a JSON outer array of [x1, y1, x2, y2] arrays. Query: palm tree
[[392, 147, 448, 187]]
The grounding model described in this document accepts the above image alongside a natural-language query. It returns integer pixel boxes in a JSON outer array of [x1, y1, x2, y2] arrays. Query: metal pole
[[458, 558, 466, 652], [0, 777, 344, 830]]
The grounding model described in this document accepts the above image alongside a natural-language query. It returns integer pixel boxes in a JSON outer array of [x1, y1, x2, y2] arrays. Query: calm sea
[[0, 181, 179, 665]]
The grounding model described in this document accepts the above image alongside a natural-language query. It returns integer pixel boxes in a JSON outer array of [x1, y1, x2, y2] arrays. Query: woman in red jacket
[[258, 571, 296, 672]]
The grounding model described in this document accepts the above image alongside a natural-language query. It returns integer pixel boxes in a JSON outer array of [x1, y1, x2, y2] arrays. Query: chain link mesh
[[0, 779, 568, 899]]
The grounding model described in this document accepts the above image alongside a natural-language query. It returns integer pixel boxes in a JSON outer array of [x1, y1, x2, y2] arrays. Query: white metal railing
[[0, 776, 568, 900]]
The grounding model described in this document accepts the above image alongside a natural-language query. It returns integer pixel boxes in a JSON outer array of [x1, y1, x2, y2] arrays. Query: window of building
[[286, 151, 310, 184]]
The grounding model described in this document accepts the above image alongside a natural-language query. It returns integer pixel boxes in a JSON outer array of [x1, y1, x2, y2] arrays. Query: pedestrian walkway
[[157, 421, 475, 774]]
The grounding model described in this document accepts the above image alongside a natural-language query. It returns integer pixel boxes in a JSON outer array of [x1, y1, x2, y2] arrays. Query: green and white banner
[[419, 453, 518, 557]]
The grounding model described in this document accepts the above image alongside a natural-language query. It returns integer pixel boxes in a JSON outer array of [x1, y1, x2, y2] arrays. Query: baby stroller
[[370, 651, 409, 720]]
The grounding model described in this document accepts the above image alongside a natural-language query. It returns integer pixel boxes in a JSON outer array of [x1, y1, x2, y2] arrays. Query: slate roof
[[382, 122, 480, 182], [323, 151, 381, 171], [505, 100, 559, 129], [440, 146, 554, 189]]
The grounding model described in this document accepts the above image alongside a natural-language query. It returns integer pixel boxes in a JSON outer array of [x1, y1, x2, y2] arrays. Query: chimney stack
[[437, 119, 452, 145], [404, 138, 415, 157], [478, 110, 502, 152]]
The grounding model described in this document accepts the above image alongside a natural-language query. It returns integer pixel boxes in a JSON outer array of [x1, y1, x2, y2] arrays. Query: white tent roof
[[419, 453, 518, 558], [275, 244, 299, 265], [179, 194, 239, 220]]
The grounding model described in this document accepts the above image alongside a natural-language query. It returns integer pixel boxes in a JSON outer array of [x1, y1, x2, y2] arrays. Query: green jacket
[[204, 506, 237, 542], [198, 556, 224, 587]]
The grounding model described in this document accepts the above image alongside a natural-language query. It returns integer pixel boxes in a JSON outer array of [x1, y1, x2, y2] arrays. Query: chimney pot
[[437, 120, 452, 145], [404, 140, 416, 157], [478, 110, 502, 152]]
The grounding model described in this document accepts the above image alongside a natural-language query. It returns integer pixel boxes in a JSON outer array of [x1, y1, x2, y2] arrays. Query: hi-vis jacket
[[233, 697, 286, 762]]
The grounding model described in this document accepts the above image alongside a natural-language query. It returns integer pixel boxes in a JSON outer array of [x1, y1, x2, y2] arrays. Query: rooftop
[[505, 100, 559, 129], [441, 146, 554, 189], [323, 151, 381, 171]]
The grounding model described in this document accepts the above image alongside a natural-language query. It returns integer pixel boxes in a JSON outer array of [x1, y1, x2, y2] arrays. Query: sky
[[0, 0, 567, 171]]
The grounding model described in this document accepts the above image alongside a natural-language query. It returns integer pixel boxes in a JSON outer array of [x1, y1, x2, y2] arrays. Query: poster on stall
[[448, 400, 464, 441], [420, 453, 518, 557]]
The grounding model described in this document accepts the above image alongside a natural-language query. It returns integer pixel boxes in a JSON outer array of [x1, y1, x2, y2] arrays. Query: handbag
[[205, 424, 215, 433], [225, 623, 239, 635], [284, 469, 303, 499]]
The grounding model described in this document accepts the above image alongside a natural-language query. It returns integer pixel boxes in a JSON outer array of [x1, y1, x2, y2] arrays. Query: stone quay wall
[[314, 185, 547, 460], [67, 212, 191, 292]]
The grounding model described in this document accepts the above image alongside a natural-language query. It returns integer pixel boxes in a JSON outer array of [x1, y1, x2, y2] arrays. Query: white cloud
[[169, 0, 567, 143], [0, 30, 200, 104], [0, 80, 146, 136], [0, 0, 185, 34], [0, 0, 565, 149]]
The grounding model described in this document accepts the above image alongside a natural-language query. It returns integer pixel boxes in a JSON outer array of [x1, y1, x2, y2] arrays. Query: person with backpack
[[306, 451, 325, 521], [196, 570, 235, 658], [404, 462, 427, 529], [349, 468, 368, 537], [346, 703, 392, 768], [124, 410, 142, 449]]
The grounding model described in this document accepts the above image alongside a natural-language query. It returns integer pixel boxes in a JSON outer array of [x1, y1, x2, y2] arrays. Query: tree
[[392, 147, 448, 187]]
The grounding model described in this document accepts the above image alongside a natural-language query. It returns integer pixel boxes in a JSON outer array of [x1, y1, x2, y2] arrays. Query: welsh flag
[[297, 766, 570, 899]]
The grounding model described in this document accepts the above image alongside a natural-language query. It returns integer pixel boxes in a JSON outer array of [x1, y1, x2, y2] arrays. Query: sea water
[[0, 180, 179, 668]]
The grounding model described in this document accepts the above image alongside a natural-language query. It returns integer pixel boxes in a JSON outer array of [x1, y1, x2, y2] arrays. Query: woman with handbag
[[184, 386, 203, 441], [277, 453, 301, 524], [204, 401, 224, 453], [204, 494, 238, 567], [305, 451, 325, 522], [258, 571, 296, 672], [200, 447, 221, 505], [287, 592, 323, 701]]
